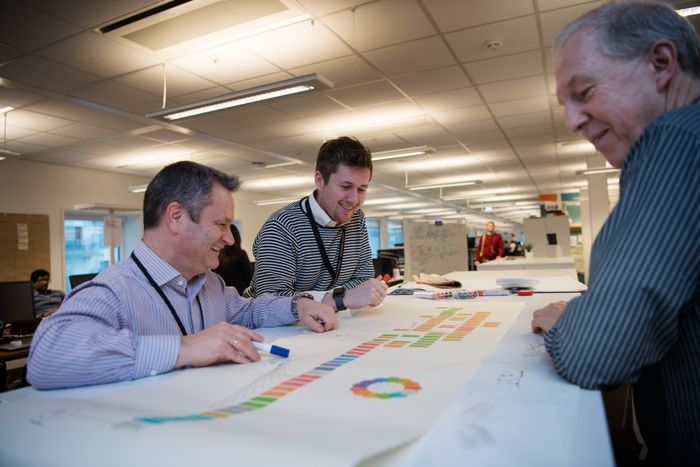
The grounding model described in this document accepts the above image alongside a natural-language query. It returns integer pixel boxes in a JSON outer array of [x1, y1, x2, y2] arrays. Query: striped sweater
[[544, 98, 700, 464], [244, 198, 374, 297]]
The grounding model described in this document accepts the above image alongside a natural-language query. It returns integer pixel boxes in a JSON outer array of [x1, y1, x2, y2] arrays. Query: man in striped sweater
[[531, 1, 700, 464], [245, 137, 388, 312]]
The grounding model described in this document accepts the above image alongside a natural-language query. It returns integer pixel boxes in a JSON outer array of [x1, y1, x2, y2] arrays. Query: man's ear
[[314, 171, 325, 190], [163, 201, 186, 233], [648, 39, 677, 92]]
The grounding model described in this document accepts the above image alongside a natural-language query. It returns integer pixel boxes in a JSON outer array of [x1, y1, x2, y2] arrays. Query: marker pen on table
[[253, 342, 290, 358]]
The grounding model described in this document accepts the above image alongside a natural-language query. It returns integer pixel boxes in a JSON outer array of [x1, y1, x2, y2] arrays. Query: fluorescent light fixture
[[0, 106, 14, 114], [677, 6, 700, 16], [407, 180, 482, 191], [372, 146, 433, 161], [254, 197, 298, 206], [363, 196, 411, 206], [147, 73, 333, 121], [263, 161, 302, 169], [128, 184, 149, 193], [575, 167, 620, 175]]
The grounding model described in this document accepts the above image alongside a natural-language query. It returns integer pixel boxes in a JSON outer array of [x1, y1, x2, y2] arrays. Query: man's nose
[[564, 103, 588, 133], [223, 227, 234, 245]]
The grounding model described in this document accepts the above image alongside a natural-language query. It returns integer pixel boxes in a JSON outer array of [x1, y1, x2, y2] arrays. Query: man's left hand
[[297, 298, 338, 332]]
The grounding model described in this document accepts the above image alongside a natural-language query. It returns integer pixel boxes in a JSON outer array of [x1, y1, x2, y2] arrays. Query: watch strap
[[333, 287, 346, 311]]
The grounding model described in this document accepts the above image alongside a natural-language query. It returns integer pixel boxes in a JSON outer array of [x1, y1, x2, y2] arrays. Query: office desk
[[0, 275, 611, 467], [477, 256, 575, 272]]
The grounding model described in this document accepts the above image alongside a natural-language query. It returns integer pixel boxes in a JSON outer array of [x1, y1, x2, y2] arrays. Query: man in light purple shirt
[[27, 161, 338, 390]]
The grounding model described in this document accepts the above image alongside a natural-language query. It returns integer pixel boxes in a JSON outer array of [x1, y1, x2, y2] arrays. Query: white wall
[[0, 159, 149, 290], [0, 158, 293, 288]]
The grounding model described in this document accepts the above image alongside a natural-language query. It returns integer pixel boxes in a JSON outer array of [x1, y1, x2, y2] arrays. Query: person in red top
[[475, 221, 505, 264]]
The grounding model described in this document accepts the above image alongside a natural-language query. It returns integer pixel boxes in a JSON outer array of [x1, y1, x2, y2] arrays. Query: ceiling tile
[[478, 75, 548, 103], [415, 87, 482, 112], [392, 66, 471, 97], [0, 2, 81, 52], [540, 2, 603, 47], [240, 20, 352, 69], [424, 0, 534, 32], [72, 80, 161, 114], [328, 80, 406, 108], [321, 0, 436, 51], [290, 55, 383, 88], [488, 95, 550, 118], [464, 50, 544, 84], [364, 36, 457, 77], [37, 32, 159, 78], [171, 42, 281, 86], [115, 64, 216, 98], [445, 16, 540, 63], [0, 56, 101, 92], [267, 93, 348, 118]]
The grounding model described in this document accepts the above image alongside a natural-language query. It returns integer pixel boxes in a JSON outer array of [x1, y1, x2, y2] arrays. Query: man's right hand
[[175, 322, 263, 368], [340, 276, 388, 309]]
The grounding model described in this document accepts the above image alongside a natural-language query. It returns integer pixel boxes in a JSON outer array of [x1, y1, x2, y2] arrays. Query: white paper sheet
[[0, 298, 523, 467]]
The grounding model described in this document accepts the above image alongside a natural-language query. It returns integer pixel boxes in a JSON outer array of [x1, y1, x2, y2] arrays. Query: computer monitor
[[0, 281, 36, 326], [69, 273, 97, 289]]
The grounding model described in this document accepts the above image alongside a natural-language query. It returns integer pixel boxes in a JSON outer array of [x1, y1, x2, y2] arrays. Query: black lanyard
[[303, 197, 346, 289], [131, 252, 203, 336]]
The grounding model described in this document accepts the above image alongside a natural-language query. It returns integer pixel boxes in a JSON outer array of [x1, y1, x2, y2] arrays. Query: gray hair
[[143, 161, 239, 229], [555, 0, 700, 79]]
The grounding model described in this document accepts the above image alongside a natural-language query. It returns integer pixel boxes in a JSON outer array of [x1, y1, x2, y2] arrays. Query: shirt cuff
[[133, 335, 181, 379], [307, 290, 329, 302]]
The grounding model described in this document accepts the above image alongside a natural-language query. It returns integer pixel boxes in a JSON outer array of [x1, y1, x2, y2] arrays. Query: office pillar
[[580, 156, 611, 282]]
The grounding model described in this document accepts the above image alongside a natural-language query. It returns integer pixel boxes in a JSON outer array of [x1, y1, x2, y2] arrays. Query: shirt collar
[[308, 191, 340, 227], [133, 241, 206, 292]]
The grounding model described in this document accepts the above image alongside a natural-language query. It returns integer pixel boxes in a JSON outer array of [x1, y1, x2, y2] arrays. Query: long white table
[[365, 271, 611, 466], [477, 256, 576, 272], [0, 272, 612, 467]]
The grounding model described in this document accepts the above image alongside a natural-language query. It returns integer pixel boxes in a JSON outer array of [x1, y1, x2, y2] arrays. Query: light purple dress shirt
[[27, 242, 295, 389]]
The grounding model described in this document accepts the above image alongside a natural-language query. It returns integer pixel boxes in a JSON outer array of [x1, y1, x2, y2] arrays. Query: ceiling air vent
[[97, 0, 302, 54]]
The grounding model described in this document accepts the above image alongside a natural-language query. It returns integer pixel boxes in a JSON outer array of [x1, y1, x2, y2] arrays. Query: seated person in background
[[30, 269, 65, 318], [27, 161, 337, 390], [244, 136, 388, 312], [474, 221, 505, 264], [213, 224, 254, 295]]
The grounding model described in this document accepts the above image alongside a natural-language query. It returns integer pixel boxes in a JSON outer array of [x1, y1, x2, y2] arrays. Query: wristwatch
[[291, 292, 313, 320], [332, 287, 346, 312]]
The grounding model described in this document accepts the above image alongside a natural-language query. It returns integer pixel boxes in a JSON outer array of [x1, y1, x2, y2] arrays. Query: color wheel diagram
[[135, 306, 502, 424]]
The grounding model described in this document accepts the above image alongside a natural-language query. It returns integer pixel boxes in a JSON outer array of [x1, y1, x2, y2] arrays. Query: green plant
[[524, 243, 533, 252]]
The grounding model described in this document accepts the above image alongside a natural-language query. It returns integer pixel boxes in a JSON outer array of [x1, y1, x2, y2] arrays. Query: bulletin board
[[0, 213, 50, 281], [403, 221, 467, 279]]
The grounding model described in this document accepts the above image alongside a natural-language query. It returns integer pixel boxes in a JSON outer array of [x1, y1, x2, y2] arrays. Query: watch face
[[333, 287, 344, 296]]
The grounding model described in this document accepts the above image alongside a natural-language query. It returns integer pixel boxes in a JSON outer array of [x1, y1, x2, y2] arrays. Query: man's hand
[[339, 276, 388, 309], [297, 298, 338, 332], [175, 322, 263, 368], [531, 301, 568, 334]]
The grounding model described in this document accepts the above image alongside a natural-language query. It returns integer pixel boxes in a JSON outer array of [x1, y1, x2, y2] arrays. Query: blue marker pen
[[254, 342, 290, 358]]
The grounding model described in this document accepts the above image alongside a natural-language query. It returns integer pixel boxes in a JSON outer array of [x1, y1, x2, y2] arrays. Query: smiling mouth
[[591, 130, 608, 146]]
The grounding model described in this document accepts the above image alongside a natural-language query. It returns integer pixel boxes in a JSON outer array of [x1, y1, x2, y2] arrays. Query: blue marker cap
[[253, 341, 290, 358], [269, 344, 290, 358]]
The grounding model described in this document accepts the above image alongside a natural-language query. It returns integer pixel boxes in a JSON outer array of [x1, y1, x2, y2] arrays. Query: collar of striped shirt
[[306, 191, 347, 228]]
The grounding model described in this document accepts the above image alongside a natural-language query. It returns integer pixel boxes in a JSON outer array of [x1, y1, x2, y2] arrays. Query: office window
[[63, 212, 141, 291], [64, 218, 118, 290], [387, 220, 404, 247], [366, 218, 380, 258]]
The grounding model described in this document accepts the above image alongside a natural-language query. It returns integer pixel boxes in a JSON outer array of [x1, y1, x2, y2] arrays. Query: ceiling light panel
[[100, 0, 306, 56]]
